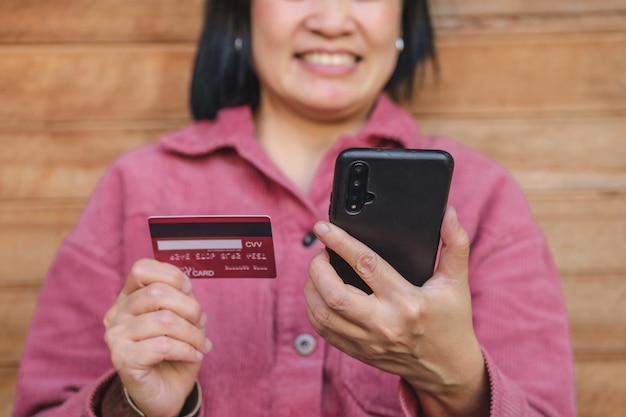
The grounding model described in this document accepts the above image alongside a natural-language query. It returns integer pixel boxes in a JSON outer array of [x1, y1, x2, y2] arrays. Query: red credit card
[[148, 215, 277, 279]]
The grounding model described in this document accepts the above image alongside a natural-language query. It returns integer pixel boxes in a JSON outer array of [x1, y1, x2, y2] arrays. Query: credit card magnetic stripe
[[149, 221, 272, 238]]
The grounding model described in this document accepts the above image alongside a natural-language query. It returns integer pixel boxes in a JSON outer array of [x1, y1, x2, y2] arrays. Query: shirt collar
[[158, 93, 428, 157]]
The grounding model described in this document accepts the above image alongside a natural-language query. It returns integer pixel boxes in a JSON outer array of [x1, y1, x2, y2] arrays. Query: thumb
[[433, 206, 470, 284]]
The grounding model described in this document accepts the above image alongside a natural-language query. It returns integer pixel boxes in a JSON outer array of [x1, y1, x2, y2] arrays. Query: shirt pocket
[[339, 353, 405, 417]]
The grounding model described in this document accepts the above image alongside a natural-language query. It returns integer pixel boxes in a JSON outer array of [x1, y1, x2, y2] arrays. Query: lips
[[297, 52, 360, 67]]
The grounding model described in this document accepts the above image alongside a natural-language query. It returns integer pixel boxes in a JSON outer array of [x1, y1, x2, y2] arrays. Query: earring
[[234, 37, 243, 52], [395, 37, 404, 52]]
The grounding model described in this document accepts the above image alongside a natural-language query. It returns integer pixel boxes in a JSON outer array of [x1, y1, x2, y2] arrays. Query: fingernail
[[204, 338, 213, 353], [195, 350, 204, 361], [313, 221, 331, 237], [199, 312, 207, 327]]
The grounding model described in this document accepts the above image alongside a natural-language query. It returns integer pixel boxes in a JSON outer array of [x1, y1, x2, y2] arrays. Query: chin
[[300, 94, 370, 117]]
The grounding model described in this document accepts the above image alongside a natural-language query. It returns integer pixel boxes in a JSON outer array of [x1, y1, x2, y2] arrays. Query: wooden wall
[[1, 1, 625, 415]]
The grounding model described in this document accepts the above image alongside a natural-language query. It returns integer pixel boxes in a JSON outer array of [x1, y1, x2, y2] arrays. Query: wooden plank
[[0, 1, 624, 44], [432, 0, 626, 16], [0, 201, 82, 286], [420, 116, 626, 193], [575, 359, 626, 417], [0, 45, 194, 122], [0, 125, 175, 199], [562, 274, 626, 353], [0, 0, 204, 43], [0, 368, 17, 417], [405, 33, 626, 117], [0, 286, 39, 368], [529, 192, 626, 274], [1, 33, 624, 123], [434, 12, 626, 36]]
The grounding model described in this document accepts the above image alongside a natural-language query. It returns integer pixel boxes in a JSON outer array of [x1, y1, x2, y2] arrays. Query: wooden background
[[1, 0, 625, 415]]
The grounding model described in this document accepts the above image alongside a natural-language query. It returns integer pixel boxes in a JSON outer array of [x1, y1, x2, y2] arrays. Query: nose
[[305, 0, 356, 37]]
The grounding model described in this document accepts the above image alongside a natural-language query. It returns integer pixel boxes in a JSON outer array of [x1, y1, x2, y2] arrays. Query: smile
[[298, 52, 359, 67]]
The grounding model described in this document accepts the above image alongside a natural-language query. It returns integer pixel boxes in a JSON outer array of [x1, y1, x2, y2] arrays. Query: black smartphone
[[328, 148, 454, 294]]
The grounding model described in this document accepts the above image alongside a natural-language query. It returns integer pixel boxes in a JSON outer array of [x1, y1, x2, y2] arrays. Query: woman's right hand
[[104, 259, 210, 417]]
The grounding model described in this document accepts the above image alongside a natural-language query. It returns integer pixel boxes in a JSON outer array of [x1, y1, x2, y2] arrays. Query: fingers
[[122, 258, 192, 297], [122, 281, 206, 327], [107, 309, 210, 369], [105, 259, 204, 330], [105, 258, 211, 370], [433, 206, 470, 284], [312, 221, 409, 299], [305, 249, 369, 340]]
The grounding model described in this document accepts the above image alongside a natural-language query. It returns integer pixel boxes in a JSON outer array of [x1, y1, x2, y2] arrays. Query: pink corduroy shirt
[[12, 95, 576, 417]]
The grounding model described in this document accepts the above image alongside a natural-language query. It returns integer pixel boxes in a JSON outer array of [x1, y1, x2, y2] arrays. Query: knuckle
[[129, 259, 151, 279], [312, 304, 333, 328], [324, 286, 349, 311], [153, 335, 173, 355], [353, 250, 379, 280], [144, 282, 167, 299], [378, 323, 405, 346], [186, 300, 203, 322], [103, 322, 124, 349], [103, 308, 115, 328], [155, 309, 176, 327]]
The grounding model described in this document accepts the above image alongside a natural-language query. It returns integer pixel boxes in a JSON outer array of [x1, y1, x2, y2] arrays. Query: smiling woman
[[9, 0, 580, 417], [190, 0, 435, 121]]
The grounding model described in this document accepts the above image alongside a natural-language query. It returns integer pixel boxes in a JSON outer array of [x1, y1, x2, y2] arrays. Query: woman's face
[[250, 0, 403, 122]]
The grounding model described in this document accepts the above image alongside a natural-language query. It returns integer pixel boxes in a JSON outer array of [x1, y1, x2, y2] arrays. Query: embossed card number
[[148, 215, 277, 278]]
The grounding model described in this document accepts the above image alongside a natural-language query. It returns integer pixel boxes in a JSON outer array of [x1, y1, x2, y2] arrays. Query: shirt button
[[302, 231, 317, 247], [294, 333, 317, 356]]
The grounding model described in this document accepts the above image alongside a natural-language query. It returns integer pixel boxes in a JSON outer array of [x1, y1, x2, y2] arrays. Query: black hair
[[190, 0, 436, 120]]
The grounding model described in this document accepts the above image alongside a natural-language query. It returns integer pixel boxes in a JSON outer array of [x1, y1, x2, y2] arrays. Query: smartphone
[[328, 148, 454, 294]]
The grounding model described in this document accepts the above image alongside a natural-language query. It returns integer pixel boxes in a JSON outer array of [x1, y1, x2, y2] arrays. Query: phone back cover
[[328, 148, 454, 294]]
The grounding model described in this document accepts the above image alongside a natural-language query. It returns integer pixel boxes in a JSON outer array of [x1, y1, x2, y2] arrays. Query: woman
[[12, 1, 576, 416]]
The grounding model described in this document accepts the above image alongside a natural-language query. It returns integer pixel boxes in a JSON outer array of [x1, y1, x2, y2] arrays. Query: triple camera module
[[345, 161, 376, 214]]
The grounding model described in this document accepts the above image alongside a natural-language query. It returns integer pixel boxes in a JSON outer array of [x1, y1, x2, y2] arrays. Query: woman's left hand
[[304, 207, 490, 417]]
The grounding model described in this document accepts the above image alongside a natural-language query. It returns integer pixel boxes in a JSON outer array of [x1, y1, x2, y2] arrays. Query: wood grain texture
[[0, 369, 17, 417], [406, 33, 626, 116], [0, 125, 174, 199], [529, 193, 626, 274], [0, 45, 194, 123], [432, 0, 626, 16], [0, 0, 204, 43], [0, 201, 82, 285], [575, 359, 626, 417], [563, 274, 626, 354], [422, 116, 626, 193], [0, 286, 39, 368]]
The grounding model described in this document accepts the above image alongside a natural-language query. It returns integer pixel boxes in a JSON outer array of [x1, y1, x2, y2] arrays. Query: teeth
[[301, 52, 357, 66]]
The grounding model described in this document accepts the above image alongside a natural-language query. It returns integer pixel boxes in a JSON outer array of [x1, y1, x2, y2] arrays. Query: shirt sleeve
[[465, 173, 576, 416], [397, 158, 577, 416], [10, 166, 128, 417]]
